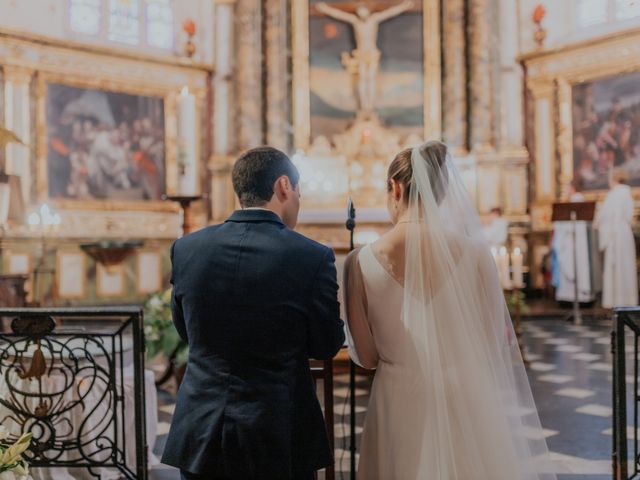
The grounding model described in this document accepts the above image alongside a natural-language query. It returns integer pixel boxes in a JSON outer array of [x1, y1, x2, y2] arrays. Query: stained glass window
[[108, 0, 140, 45], [69, 0, 102, 35], [616, 0, 640, 20], [145, 0, 174, 49]]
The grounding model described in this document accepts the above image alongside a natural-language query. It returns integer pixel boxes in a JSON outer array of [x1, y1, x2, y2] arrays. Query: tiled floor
[[148, 318, 626, 479]]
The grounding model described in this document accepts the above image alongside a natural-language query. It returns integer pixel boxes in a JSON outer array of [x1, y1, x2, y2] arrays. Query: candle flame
[[180, 86, 190, 96], [499, 246, 507, 255], [513, 247, 521, 255]]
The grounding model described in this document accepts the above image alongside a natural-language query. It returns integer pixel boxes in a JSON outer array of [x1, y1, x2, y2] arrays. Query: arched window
[[145, 0, 174, 49], [68, 0, 175, 50], [108, 0, 140, 45], [69, 0, 102, 35]]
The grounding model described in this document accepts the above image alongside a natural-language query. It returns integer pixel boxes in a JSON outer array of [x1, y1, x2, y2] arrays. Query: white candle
[[511, 247, 524, 288], [498, 246, 512, 289], [177, 86, 197, 195]]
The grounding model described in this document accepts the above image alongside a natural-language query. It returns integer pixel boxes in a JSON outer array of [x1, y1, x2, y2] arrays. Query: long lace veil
[[402, 141, 556, 479]]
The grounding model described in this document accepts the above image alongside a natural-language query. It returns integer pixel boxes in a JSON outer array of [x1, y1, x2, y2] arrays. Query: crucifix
[[316, 1, 414, 116]]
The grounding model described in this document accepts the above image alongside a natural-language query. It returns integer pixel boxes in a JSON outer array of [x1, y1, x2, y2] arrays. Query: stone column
[[209, 0, 238, 220], [213, 0, 236, 156], [235, 0, 263, 150], [3, 66, 33, 205], [468, 0, 494, 150], [441, 0, 467, 152], [497, 0, 524, 150], [264, 0, 289, 152]]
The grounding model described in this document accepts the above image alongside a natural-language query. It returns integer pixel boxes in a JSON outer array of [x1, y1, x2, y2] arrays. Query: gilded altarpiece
[[292, 0, 440, 219]]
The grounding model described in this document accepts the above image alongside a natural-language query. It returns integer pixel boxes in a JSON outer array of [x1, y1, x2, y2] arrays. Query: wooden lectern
[[551, 202, 596, 223]]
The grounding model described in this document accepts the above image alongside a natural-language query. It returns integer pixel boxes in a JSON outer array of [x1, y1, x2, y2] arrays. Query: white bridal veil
[[398, 142, 556, 479]]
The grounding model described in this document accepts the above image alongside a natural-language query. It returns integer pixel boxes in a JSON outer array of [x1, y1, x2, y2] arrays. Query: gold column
[[213, 0, 236, 156], [3, 65, 34, 205], [235, 0, 263, 150], [264, 0, 289, 151], [557, 78, 573, 196], [441, 0, 467, 152], [208, 154, 236, 222], [529, 81, 556, 203], [468, 0, 494, 150]]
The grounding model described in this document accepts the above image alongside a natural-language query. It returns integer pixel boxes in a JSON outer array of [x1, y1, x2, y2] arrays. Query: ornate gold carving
[[468, 0, 493, 149], [442, 0, 466, 150], [1, 65, 34, 84], [0, 27, 214, 73], [264, 0, 290, 151], [292, 0, 311, 150], [235, 0, 263, 150]]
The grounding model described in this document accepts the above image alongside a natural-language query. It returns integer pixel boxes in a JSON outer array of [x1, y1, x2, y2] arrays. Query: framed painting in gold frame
[[523, 28, 640, 205], [96, 264, 125, 297], [4, 251, 31, 275], [56, 251, 86, 299], [35, 72, 186, 212], [136, 250, 162, 294], [292, 0, 441, 150]]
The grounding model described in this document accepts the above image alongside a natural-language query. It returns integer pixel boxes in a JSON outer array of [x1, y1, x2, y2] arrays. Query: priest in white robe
[[595, 169, 638, 308]]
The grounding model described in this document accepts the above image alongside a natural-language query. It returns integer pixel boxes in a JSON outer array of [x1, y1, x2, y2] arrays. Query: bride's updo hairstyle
[[387, 140, 449, 205]]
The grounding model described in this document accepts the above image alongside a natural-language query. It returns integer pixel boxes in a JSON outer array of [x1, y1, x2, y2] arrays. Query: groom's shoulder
[[284, 228, 333, 258], [172, 224, 223, 250]]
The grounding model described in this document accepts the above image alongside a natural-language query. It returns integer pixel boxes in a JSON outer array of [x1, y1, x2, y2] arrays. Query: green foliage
[[506, 289, 530, 315], [143, 288, 188, 367]]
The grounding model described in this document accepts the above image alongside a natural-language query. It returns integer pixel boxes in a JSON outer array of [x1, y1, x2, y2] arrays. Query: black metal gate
[[0, 307, 147, 479]]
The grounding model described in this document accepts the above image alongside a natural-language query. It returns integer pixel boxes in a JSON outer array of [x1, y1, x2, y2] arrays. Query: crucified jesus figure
[[316, 1, 413, 116]]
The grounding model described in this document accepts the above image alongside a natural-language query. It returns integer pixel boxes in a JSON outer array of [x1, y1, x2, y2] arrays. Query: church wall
[[517, 0, 640, 53], [0, 5, 215, 306], [0, 0, 215, 63]]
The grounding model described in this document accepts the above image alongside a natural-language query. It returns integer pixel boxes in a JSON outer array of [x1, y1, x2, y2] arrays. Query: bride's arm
[[344, 249, 379, 369]]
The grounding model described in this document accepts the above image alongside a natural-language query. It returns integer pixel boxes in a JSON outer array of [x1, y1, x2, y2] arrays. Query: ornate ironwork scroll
[[0, 307, 147, 479]]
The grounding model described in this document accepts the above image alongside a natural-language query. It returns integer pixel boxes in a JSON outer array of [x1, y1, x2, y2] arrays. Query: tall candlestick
[[498, 246, 512, 289], [177, 86, 197, 195], [511, 247, 524, 288]]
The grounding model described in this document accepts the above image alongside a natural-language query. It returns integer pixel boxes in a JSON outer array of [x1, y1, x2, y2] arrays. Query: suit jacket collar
[[226, 209, 285, 226]]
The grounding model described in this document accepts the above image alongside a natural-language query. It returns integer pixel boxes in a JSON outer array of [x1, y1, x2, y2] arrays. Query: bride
[[344, 141, 556, 479]]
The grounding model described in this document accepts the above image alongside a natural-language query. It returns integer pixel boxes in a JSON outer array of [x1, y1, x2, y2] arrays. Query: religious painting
[[572, 70, 640, 191], [308, 0, 424, 141], [45, 82, 166, 202]]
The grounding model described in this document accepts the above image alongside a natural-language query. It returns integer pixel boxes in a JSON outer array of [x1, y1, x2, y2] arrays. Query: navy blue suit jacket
[[161, 209, 345, 478]]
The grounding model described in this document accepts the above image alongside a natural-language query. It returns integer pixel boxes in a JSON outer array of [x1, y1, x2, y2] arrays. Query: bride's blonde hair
[[387, 140, 449, 204]]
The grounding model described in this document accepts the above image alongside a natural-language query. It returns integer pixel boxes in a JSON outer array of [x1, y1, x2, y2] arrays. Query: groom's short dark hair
[[232, 146, 300, 207]]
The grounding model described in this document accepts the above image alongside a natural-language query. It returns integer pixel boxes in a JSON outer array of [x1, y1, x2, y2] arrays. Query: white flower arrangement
[[0, 426, 32, 480]]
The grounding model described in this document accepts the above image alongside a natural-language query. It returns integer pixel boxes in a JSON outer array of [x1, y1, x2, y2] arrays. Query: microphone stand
[[346, 198, 357, 480]]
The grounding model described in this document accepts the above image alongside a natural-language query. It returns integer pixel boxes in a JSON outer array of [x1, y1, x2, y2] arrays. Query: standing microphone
[[345, 197, 357, 480]]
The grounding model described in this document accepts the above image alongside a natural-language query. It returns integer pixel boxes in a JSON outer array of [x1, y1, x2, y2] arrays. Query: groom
[[161, 146, 345, 480]]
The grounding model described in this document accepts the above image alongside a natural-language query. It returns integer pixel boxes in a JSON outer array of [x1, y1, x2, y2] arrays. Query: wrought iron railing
[[612, 307, 640, 479], [0, 307, 147, 479]]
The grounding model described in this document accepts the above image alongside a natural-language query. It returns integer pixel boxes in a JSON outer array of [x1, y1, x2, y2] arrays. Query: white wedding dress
[[345, 142, 556, 479]]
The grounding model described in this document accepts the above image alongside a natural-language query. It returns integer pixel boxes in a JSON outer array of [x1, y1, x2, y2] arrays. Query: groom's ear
[[273, 175, 292, 201]]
